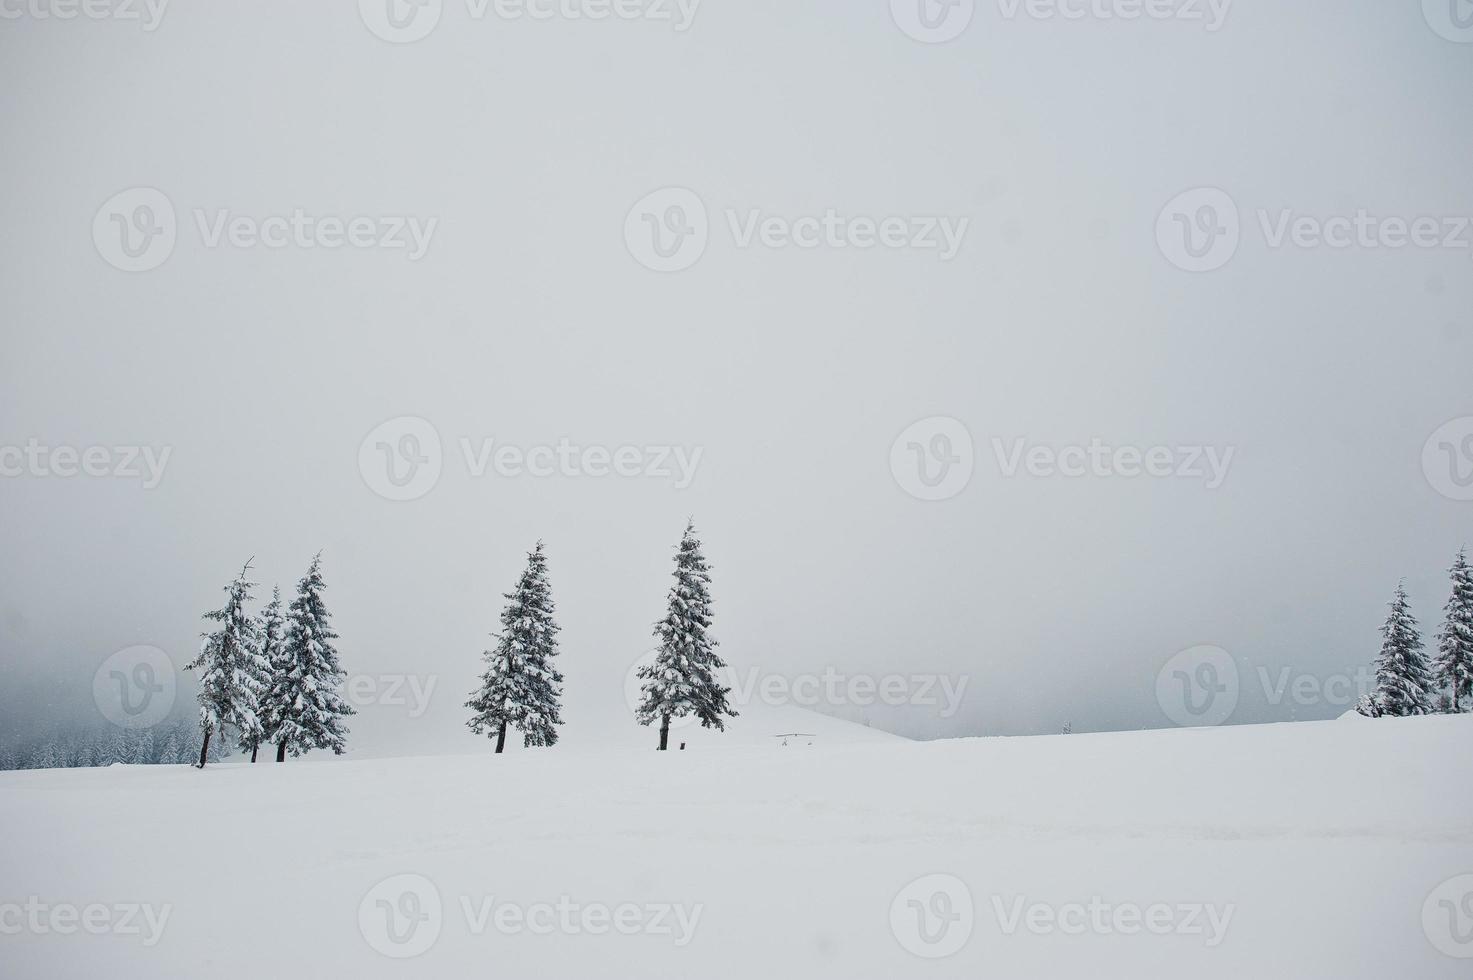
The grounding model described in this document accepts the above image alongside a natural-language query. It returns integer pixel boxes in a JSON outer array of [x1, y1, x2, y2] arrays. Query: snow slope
[[2, 713, 1471, 979], [342, 681, 906, 758]]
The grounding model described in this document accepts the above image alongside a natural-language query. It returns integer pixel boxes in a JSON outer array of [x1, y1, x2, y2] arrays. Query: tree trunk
[[276, 740, 287, 762], [197, 726, 211, 768], [658, 714, 670, 751], [250, 743, 259, 764], [495, 720, 507, 754]]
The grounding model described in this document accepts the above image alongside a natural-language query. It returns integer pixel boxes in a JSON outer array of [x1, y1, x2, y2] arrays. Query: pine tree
[[466, 541, 565, 753], [253, 585, 289, 762], [268, 553, 354, 760], [127, 728, 156, 765], [101, 729, 130, 766], [1373, 582, 1435, 717], [1434, 548, 1473, 713], [185, 561, 268, 767], [158, 721, 184, 765], [636, 521, 737, 750], [28, 740, 59, 770]]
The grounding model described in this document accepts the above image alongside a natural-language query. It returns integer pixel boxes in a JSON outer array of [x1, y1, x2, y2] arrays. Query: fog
[[2, 0, 1471, 744]]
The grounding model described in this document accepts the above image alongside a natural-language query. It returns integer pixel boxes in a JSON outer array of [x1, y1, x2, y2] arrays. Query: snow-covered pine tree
[[252, 585, 289, 762], [1372, 582, 1435, 717], [185, 561, 268, 767], [1434, 548, 1473, 713], [28, 740, 59, 770], [126, 728, 155, 765], [636, 521, 737, 750], [466, 541, 565, 753], [99, 728, 129, 766], [269, 554, 354, 760], [158, 721, 184, 765]]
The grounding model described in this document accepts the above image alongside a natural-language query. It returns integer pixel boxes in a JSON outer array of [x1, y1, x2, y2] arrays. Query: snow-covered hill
[[342, 677, 906, 758], [3, 713, 1470, 979]]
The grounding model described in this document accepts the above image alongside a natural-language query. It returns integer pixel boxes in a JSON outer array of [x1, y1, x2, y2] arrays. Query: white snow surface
[[3, 711, 1471, 978]]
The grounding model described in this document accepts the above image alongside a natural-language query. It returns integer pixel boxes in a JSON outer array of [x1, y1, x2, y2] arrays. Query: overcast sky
[[1, 0, 1471, 742]]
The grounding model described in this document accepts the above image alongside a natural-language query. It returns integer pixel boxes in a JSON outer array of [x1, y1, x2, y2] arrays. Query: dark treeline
[[0, 716, 229, 771]]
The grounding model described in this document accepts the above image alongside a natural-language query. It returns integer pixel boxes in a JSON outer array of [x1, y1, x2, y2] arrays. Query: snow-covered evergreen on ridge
[[636, 521, 737, 750], [184, 561, 268, 767], [1373, 582, 1436, 717], [1434, 549, 1473, 713], [255, 585, 290, 761], [466, 541, 565, 752], [266, 553, 355, 759]]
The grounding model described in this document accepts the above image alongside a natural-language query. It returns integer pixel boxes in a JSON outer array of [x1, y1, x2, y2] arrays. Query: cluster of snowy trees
[[466, 521, 737, 752], [1358, 548, 1473, 717], [0, 717, 228, 771], [186, 553, 355, 767]]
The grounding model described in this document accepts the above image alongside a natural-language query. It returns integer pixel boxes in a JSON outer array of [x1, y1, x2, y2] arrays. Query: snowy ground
[[2, 711, 1471, 979]]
